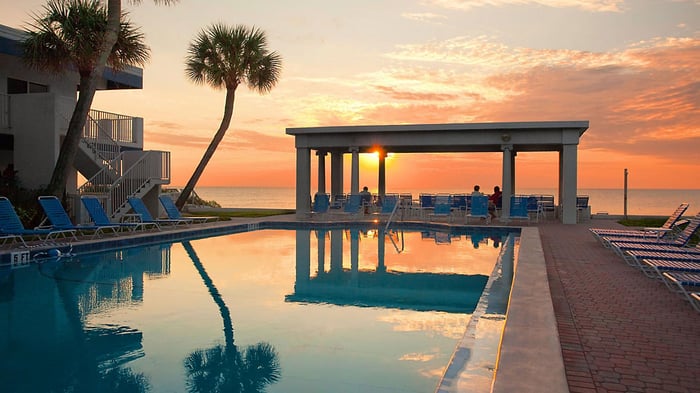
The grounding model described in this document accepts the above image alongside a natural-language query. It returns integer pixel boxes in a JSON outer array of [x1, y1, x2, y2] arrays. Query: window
[[6, 78, 48, 94]]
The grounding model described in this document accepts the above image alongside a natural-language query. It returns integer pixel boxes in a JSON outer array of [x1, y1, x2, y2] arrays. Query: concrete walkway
[[540, 220, 700, 393]]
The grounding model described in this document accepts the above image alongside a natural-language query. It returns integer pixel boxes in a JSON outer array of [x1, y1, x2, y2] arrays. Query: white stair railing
[[79, 150, 170, 217]]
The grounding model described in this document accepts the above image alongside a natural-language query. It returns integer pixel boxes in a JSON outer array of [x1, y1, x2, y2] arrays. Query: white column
[[501, 144, 513, 219], [378, 150, 386, 199], [560, 144, 578, 224], [296, 147, 311, 217], [316, 151, 327, 194], [331, 152, 344, 201], [350, 147, 360, 194]]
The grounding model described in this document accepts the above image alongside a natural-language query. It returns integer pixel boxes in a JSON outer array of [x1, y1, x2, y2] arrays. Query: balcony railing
[[83, 109, 137, 144]]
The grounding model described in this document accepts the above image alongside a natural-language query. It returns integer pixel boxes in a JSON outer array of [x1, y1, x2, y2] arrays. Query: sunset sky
[[3, 0, 699, 191]]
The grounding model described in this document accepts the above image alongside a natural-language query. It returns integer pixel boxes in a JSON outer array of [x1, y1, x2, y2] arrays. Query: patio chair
[[418, 193, 435, 219], [337, 194, 362, 216], [466, 195, 489, 224], [128, 197, 190, 227], [576, 195, 590, 222], [590, 202, 689, 241], [599, 211, 699, 248], [660, 271, 700, 312], [429, 194, 453, 222], [610, 241, 700, 259], [505, 195, 530, 224], [0, 197, 76, 247], [622, 250, 700, 270], [81, 196, 160, 232], [640, 259, 700, 280], [158, 195, 217, 223], [38, 196, 118, 239], [311, 193, 331, 217], [376, 194, 399, 215]]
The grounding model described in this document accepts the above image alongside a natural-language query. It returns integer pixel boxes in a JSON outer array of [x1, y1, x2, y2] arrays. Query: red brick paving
[[539, 220, 700, 393]]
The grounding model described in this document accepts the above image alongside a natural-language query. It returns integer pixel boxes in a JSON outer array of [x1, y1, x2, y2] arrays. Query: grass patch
[[617, 218, 666, 227], [187, 209, 295, 219]]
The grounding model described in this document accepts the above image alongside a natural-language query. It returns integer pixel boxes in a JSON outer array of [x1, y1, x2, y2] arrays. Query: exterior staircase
[[76, 110, 170, 221]]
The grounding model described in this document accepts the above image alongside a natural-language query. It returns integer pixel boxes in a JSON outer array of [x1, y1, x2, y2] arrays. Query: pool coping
[[0, 218, 567, 392]]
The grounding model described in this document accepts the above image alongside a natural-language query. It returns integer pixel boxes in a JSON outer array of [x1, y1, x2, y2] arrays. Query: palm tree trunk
[[175, 88, 236, 210], [44, 0, 122, 198]]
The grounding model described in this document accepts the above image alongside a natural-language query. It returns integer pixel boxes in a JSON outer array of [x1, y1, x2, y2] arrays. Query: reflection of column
[[316, 151, 327, 194], [331, 152, 344, 201], [316, 230, 326, 275], [501, 144, 513, 219], [330, 229, 343, 275], [377, 228, 386, 273], [350, 147, 360, 194], [295, 230, 311, 289], [350, 229, 359, 284], [378, 150, 386, 200], [296, 147, 311, 217]]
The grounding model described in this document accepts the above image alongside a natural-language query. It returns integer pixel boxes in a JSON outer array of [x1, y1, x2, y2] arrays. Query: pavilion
[[286, 121, 589, 224]]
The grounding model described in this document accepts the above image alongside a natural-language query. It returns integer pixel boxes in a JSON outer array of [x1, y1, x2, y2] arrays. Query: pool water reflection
[[0, 226, 515, 393]]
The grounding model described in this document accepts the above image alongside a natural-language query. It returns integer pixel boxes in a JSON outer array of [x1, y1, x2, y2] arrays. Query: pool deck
[[2, 214, 699, 392]]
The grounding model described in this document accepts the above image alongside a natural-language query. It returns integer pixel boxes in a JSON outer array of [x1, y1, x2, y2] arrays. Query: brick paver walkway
[[540, 221, 700, 393]]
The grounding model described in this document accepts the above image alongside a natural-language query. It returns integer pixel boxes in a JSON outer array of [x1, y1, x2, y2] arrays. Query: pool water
[[0, 226, 514, 393]]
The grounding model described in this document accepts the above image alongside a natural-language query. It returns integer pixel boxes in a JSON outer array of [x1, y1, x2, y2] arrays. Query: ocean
[[192, 186, 700, 217]]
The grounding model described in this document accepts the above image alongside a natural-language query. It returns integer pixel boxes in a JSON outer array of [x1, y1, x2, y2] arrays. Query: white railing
[[79, 150, 170, 216], [83, 109, 137, 144], [0, 93, 9, 129]]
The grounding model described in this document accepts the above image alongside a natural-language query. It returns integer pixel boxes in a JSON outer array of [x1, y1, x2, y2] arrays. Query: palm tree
[[175, 24, 282, 210], [22, 0, 158, 198], [23, 0, 177, 199]]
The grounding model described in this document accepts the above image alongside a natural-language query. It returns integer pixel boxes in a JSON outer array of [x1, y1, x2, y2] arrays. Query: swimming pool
[[0, 224, 517, 392]]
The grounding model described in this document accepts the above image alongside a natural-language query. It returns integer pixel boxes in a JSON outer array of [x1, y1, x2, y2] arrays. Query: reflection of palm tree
[[181, 241, 280, 393]]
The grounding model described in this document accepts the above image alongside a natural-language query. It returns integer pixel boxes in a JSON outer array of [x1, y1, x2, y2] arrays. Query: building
[[0, 24, 170, 221]]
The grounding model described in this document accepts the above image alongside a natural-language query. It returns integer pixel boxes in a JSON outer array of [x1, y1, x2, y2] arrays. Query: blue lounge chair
[[600, 212, 700, 248], [128, 197, 189, 227], [375, 194, 399, 216], [81, 196, 160, 232], [640, 259, 700, 280], [0, 197, 76, 246], [38, 196, 116, 238], [158, 195, 217, 223], [660, 271, 700, 312], [590, 203, 690, 241], [312, 193, 330, 215], [466, 195, 489, 223], [336, 193, 363, 217], [429, 195, 453, 222], [623, 250, 700, 270], [505, 195, 530, 224]]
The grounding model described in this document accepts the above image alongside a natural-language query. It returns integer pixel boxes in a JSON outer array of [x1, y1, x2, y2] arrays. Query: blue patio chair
[[576, 195, 590, 221], [600, 211, 699, 249], [466, 195, 489, 223], [419, 193, 435, 219], [430, 194, 453, 222], [81, 196, 160, 232], [128, 197, 190, 227], [338, 194, 362, 216], [159, 195, 217, 223], [0, 197, 76, 246], [377, 194, 399, 215], [590, 203, 689, 241], [506, 195, 530, 224], [38, 196, 117, 238], [312, 193, 330, 214], [660, 271, 700, 312]]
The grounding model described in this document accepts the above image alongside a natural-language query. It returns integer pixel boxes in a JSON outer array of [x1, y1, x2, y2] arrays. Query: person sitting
[[471, 184, 483, 197], [488, 186, 502, 219], [360, 186, 372, 213]]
